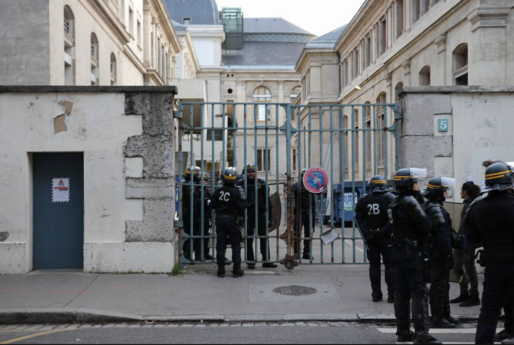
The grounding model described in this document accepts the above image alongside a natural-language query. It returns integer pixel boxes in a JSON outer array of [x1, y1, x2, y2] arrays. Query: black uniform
[[389, 192, 432, 339], [238, 177, 271, 263], [183, 179, 202, 259], [293, 181, 317, 257], [201, 186, 213, 259], [467, 191, 514, 344], [453, 199, 480, 300], [424, 200, 454, 325], [355, 190, 396, 300], [209, 183, 251, 268]]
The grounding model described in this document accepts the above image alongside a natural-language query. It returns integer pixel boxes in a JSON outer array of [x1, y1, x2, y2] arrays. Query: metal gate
[[176, 102, 401, 269]]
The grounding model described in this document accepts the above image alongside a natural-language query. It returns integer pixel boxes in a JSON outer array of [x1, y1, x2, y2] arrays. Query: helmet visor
[[410, 168, 428, 180], [441, 177, 456, 199]]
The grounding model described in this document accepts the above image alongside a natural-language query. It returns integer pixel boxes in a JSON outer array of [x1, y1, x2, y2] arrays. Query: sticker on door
[[52, 178, 70, 203]]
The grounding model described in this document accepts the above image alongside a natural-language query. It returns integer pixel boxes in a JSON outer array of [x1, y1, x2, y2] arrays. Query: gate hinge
[[173, 111, 183, 119], [176, 220, 184, 228]]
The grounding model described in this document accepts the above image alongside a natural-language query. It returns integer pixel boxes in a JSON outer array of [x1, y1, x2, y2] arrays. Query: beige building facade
[[297, 0, 514, 190], [0, 0, 182, 87]]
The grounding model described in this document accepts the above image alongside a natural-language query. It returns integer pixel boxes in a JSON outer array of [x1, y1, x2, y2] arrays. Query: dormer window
[[183, 18, 191, 25]]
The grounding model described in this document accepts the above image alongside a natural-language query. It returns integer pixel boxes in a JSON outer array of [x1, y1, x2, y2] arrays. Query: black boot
[[388, 295, 395, 304], [450, 293, 469, 304], [217, 266, 226, 278], [430, 317, 456, 329], [372, 292, 383, 302], [232, 266, 245, 278], [413, 320, 442, 345], [262, 263, 278, 268], [496, 330, 514, 342], [445, 315, 460, 325], [459, 295, 480, 307], [396, 320, 414, 343], [204, 253, 214, 261]]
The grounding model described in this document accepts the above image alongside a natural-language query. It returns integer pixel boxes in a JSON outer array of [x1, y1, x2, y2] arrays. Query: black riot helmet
[[370, 175, 388, 193], [222, 167, 239, 184], [423, 177, 451, 201], [300, 169, 307, 177], [484, 161, 514, 192], [198, 172, 210, 182], [246, 164, 257, 173], [185, 166, 201, 181], [394, 168, 426, 193]]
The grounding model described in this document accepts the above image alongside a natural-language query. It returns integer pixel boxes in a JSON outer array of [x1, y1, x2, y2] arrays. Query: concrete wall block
[[400, 136, 453, 177], [402, 93, 452, 136], [126, 178, 174, 199], [125, 158, 144, 178], [125, 93, 174, 136], [0, 243, 27, 274], [0, 39, 16, 56], [125, 134, 173, 178], [126, 199, 173, 242], [84, 242, 174, 273]]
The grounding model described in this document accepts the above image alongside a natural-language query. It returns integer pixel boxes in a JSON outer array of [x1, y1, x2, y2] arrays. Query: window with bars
[[257, 149, 271, 172], [90, 33, 99, 85]]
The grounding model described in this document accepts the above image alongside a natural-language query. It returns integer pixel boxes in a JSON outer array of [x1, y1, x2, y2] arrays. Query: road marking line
[[396, 343, 501, 345], [379, 328, 477, 334], [345, 240, 364, 253], [0, 329, 72, 344]]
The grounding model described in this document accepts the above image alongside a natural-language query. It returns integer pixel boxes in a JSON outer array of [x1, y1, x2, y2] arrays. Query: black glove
[[364, 232, 376, 243]]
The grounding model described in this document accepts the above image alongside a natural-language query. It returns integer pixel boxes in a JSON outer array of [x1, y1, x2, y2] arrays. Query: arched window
[[110, 53, 117, 86], [64, 6, 75, 85], [290, 86, 301, 103], [419, 66, 431, 86], [253, 86, 271, 122], [395, 82, 404, 103], [91, 33, 99, 85], [453, 44, 468, 85], [376, 93, 387, 168]]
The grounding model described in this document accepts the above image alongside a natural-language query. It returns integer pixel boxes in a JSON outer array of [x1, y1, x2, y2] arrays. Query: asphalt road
[[0, 322, 483, 344]]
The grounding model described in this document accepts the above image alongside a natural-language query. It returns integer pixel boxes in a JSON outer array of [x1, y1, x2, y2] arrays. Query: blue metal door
[[33, 153, 84, 270]]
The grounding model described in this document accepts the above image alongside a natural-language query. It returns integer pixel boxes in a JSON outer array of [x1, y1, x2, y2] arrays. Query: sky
[[215, 0, 366, 37]]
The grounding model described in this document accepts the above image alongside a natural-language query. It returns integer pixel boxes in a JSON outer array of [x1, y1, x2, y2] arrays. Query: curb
[[0, 310, 479, 325]]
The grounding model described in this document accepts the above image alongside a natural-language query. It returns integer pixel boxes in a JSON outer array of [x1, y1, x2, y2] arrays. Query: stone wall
[[399, 86, 514, 199], [0, 86, 177, 274]]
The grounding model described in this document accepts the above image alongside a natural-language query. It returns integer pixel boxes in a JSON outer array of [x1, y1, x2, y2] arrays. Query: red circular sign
[[303, 167, 329, 194]]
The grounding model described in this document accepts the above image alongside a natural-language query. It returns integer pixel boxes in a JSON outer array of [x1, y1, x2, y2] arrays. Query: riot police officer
[[293, 169, 317, 260], [183, 166, 202, 262], [389, 168, 441, 345], [239, 164, 277, 269], [466, 161, 514, 344], [199, 172, 214, 261], [423, 178, 459, 329], [355, 176, 396, 303], [209, 167, 251, 278]]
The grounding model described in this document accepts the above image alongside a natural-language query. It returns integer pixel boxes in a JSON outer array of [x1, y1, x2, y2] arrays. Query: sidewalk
[[0, 265, 483, 325]]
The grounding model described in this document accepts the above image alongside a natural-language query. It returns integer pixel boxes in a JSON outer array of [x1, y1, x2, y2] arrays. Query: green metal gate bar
[[176, 101, 402, 270]]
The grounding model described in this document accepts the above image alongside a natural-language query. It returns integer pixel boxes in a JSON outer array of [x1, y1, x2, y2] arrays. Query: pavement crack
[[63, 275, 100, 308]]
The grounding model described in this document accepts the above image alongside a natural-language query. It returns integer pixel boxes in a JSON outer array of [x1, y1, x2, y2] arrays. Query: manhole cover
[[273, 285, 317, 296]]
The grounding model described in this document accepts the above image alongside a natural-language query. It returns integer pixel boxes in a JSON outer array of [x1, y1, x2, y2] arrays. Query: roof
[[309, 25, 348, 45], [163, 0, 220, 25], [244, 18, 313, 36], [171, 20, 187, 32], [222, 42, 307, 67]]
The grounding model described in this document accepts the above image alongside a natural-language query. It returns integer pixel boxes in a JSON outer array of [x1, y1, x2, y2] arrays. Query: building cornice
[[467, 6, 512, 32], [89, 0, 132, 45], [149, 0, 182, 53], [123, 46, 148, 74]]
